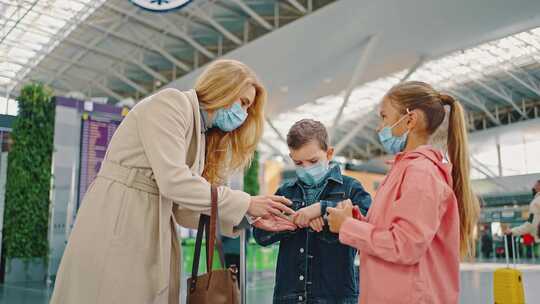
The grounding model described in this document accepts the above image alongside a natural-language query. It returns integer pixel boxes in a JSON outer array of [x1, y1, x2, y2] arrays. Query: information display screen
[[78, 114, 121, 208]]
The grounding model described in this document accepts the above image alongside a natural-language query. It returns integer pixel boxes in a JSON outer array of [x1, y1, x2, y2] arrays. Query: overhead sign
[[130, 0, 193, 12]]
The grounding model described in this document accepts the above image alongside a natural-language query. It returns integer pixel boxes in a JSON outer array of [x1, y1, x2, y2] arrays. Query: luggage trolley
[[237, 219, 251, 304]]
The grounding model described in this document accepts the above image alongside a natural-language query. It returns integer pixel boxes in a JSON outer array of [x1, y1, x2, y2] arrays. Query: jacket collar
[[393, 145, 443, 163], [392, 145, 452, 185]]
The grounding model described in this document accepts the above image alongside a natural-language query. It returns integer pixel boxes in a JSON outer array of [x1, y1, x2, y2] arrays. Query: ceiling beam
[[231, 0, 273, 31], [158, 15, 216, 59], [84, 16, 167, 58], [104, 2, 215, 60], [503, 68, 540, 97], [448, 89, 501, 125], [260, 138, 288, 160], [349, 141, 371, 159], [266, 118, 288, 145], [127, 27, 191, 72], [2, 15, 170, 84], [334, 109, 377, 155], [470, 77, 527, 119], [64, 36, 170, 77], [5, 1, 98, 94], [28, 64, 125, 101], [44, 17, 134, 86], [110, 69, 149, 95], [399, 56, 426, 83], [286, 0, 307, 14], [330, 35, 379, 138], [190, 5, 243, 45]]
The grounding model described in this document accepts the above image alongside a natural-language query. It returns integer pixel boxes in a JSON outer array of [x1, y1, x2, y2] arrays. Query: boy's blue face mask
[[213, 102, 248, 132], [296, 161, 330, 186], [378, 111, 410, 155]]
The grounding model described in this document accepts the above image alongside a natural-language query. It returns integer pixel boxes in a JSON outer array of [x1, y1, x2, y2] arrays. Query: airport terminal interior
[[2, 0, 540, 303]]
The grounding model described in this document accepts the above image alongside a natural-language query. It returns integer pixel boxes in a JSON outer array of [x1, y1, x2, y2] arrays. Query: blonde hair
[[386, 81, 480, 258], [195, 59, 266, 185]]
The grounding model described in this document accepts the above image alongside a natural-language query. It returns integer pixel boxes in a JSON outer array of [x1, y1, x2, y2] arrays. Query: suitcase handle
[[515, 236, 520, 262], [504, 234, 518, 268]]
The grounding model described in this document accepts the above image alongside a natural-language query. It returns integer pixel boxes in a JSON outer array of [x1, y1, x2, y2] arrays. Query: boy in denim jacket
[[254, 119, 371, 304]]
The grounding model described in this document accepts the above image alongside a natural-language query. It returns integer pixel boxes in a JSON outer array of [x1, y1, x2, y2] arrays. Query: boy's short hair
[[286, 119, 329, 151]]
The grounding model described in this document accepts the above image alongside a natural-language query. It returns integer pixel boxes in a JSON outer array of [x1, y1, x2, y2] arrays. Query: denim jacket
[[253, 165, 372, 304]]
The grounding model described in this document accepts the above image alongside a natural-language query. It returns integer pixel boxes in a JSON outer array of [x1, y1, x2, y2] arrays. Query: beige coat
[[50, 88, 251, 304]]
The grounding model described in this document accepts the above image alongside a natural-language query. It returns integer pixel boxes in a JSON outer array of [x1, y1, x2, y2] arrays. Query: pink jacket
[[339, 146, 460, 304]]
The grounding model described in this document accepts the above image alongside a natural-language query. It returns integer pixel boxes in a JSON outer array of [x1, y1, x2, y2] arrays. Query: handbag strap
[[189, 185, 229, 291], [205, 185, 220, 289], [206, 185, 218, 270], [214, 231, 227, 268], [205, 190, 226, 270], [190, 212, 208, 292]]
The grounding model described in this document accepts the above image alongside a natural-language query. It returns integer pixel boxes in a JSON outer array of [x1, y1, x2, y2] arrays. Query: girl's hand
[[337, 200, 366, 221], [327, 203, 353, 233], [309, 217, 325, 232]]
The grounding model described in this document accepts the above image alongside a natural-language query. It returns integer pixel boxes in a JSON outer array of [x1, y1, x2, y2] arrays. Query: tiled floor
[[1, 263, 540, 303]]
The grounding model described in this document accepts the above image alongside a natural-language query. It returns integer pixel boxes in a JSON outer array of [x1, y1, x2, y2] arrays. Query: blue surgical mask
[[296, 161, 330, 186], [213, 102, 248, 132], [378, 113, 409, 155]]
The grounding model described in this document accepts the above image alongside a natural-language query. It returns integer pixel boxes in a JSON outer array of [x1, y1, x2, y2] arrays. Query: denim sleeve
[[320, 180, 372, 216], [349, 179, 372, 215], [320, 200, 332, 217]]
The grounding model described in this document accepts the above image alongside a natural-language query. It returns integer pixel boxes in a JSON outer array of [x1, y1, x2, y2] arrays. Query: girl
[[328, 81, 479, 303]]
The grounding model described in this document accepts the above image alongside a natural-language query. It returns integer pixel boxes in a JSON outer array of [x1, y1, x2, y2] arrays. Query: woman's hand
[[309, 217, 325, 232], [247, 195, 295, 218], [327, 200, 354, 233], [293, 203, 321, 228], [252, 214, 297, 232]]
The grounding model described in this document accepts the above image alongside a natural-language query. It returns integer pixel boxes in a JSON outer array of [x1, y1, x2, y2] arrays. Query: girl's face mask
[[377, 109, 410, 155]]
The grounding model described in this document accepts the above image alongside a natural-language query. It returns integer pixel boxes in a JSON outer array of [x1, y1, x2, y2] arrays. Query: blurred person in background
[[506, 180, 540, 243], [481, 227, 493, 259]]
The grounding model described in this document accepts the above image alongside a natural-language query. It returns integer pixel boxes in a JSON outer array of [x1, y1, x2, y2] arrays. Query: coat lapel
[[183, 90, 203, 174]]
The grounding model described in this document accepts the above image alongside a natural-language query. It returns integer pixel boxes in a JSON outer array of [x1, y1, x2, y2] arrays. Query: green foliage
[[243, 151, 260, 196], [3, 83, 55, 259]]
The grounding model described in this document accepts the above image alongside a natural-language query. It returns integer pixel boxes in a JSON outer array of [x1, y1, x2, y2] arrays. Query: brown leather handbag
[[186, 185, 240, 304]]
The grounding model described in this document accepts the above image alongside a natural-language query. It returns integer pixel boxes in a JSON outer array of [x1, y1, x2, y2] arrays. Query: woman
[[328, 81, 479, 303], [50, 59, 294, 304]]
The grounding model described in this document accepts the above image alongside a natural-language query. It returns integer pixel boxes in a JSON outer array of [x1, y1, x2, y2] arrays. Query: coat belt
[[97, 161, 159, 195], [97, 161, 171, 297]]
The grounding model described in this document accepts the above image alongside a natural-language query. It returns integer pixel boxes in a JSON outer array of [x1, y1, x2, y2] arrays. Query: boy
[[253, 119, 371, 304]]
